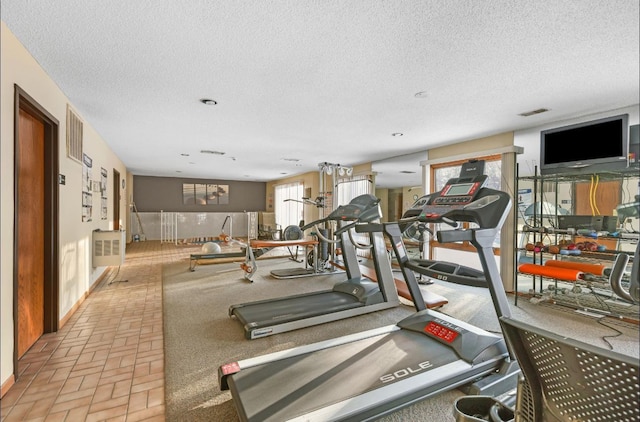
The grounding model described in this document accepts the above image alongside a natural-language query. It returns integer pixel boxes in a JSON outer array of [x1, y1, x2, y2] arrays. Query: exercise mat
[[517, 263, 584, 281], [544, 260, 606, 276]]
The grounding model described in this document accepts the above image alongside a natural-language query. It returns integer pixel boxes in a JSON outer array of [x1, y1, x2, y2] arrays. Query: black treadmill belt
[[233, 291, 364, 327], [229, 329, 459, 421]]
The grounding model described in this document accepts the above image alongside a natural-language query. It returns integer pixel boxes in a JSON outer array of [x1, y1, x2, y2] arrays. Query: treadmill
[[228, 194, 410, 340], [397, 166, 488, 288], [219, 165, 520, 421], [396, 196, 487, 287]]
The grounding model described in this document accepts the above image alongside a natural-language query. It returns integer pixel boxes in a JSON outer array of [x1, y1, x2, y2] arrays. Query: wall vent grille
[[92, 231, 125, 267], [66, 105, 83, 163]]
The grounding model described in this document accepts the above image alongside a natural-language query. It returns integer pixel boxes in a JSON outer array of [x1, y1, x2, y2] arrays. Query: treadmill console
[[432, 175, 487, 206], [417, 174, 488, 219], [402, 159, 488, 222], [330, 194, 381, 223], [399, 163, 508, 230]]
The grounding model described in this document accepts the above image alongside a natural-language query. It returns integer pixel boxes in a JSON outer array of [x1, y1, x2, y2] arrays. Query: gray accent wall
[[133, 176, 266, 212]]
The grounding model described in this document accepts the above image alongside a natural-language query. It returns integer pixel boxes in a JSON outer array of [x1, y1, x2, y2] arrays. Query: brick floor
[[1, 241, 189, 421]]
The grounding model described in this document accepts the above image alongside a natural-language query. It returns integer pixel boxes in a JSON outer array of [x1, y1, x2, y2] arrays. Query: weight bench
[[241, 238, 320, 281], [189, 249, 246, 271]]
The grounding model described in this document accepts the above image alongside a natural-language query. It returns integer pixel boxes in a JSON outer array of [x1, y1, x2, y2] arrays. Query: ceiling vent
[[519, 108, 550, 117], [200, 150, 225, 155]]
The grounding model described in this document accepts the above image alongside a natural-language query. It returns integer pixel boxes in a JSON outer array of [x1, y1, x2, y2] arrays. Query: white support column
[[500, 150, 519, 292]]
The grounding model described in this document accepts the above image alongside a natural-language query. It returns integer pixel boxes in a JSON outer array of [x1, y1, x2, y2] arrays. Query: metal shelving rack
[[514, 165, 639, 320]]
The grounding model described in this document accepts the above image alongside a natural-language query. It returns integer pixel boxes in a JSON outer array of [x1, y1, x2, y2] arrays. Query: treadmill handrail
[[311, 224, 340, 244], [334, 220, 358, 235], [609, 252, 635, 303], [347, 225, 374, 250]]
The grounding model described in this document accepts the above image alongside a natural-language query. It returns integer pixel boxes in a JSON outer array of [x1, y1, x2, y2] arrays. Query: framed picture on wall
[[182, 183, 230, 205], [206, 184, 218, 204], [183, 184, 195, 204], [217, 184, 229, 204], [195, 184, 207, 205]]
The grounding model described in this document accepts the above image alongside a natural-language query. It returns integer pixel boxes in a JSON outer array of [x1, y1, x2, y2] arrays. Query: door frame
[[13, 85, 59, 374], [113, 169, 121, 230]]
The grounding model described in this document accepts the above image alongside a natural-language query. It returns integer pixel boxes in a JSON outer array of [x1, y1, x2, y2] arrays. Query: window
[[274, 182, 304, 230], [433, 159, 502, 192], [335, 174, 373, 206], [335, 174, 375, 256]]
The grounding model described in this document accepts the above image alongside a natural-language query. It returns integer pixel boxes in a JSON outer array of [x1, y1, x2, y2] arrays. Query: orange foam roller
[[518, 263, 583, 281], [544, 260, 605, 276]]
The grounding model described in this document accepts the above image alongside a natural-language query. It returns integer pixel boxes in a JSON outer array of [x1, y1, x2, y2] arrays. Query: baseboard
[[1, 374, 15, 398], [59, 267, 111, 329], [3, 269, 111, 398]]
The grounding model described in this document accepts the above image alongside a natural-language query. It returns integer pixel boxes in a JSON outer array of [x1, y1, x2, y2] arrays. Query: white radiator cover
[[92, 230, 125, 267]]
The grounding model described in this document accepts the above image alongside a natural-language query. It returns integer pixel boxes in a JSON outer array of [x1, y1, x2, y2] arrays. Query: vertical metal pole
[[514, 164, 519, 306], [160, 210, 164, 243], [174, 212, 178, 245]]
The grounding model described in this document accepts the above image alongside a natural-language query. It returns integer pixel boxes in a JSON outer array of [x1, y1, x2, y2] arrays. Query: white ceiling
[[2, 1, 639, 187]]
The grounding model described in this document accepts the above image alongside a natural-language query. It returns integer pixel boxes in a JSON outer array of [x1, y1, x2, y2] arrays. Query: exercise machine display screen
[[424, 321, 459, 343], [432, 175, 486, 206], [442, 183, 475, 197]]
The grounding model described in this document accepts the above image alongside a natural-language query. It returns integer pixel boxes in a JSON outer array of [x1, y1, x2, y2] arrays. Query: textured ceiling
[[2, 1, 639, 187]]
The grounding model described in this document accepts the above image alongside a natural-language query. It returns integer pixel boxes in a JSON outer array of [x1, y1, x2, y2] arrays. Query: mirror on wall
[[372, 151, 426, 222], [372, 151, 426, 189]]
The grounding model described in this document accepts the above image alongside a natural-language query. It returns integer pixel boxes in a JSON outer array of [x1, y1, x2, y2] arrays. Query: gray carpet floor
[[162, 256, 639, 422]]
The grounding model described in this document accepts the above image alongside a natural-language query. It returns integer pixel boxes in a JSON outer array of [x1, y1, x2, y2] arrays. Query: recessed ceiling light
[[392, 133, 403, 137], [200, 150, 225, 155], [414, 91, 428, 98], [181, 153, 190, 156], [200, 98, 217, 105], [282, 158, 301, 162], [518, 108, 549, 117], [400, 170, 416, 174], [176, 170, 182, 173]]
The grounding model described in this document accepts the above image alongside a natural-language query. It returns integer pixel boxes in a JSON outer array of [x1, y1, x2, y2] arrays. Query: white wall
[[1, 22, 128, 391]]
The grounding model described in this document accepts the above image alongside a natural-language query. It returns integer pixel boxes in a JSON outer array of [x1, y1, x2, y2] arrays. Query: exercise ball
[[202, 242, 221, 254]]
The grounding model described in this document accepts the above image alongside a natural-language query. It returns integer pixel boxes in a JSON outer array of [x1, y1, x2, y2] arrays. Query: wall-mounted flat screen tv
[[540, 114, 629, 175]]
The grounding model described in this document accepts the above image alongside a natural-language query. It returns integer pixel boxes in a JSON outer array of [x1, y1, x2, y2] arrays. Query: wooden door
[[575, 180, 621, 249], [17, 108, 45, 358], [574, 180, 621, 217]]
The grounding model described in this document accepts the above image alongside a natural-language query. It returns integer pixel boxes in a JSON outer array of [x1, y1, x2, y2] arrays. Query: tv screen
[[540, 114, 629, 175]]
